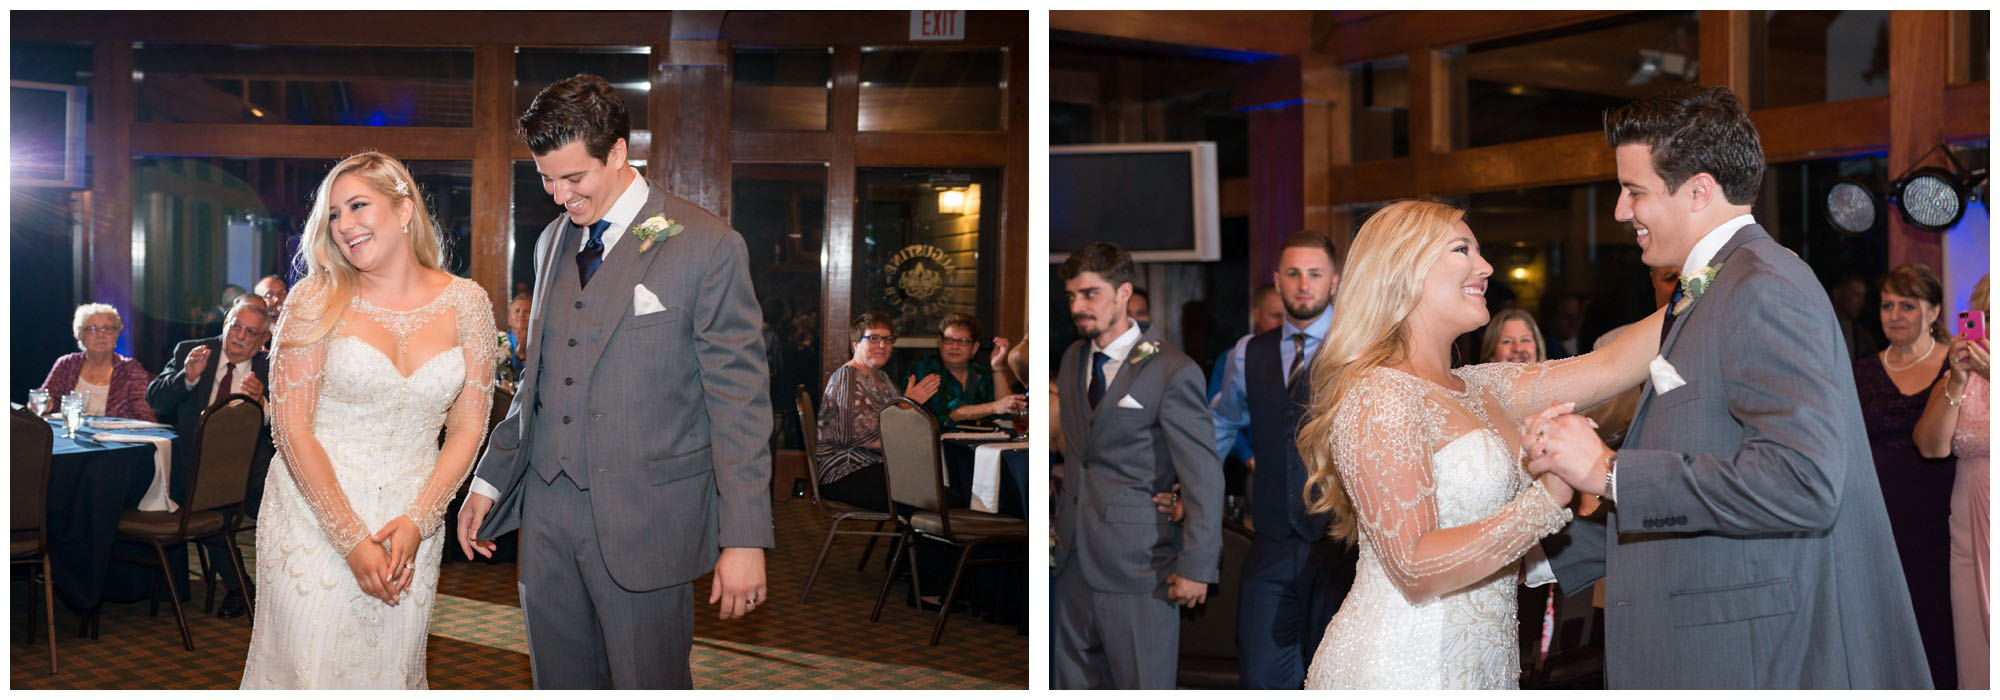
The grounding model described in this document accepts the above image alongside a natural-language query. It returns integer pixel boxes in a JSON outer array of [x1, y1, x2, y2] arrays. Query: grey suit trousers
[[521, 471, 694, 689], [1051, 568, 1179, 689]]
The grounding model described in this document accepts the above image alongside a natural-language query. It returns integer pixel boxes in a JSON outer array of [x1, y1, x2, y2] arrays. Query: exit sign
[[910, 11, 964, 41]]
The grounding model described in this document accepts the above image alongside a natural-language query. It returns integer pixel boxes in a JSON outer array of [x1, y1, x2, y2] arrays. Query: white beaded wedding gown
[[1303, 364, 1580, 689], [241, 275, 496, 689]]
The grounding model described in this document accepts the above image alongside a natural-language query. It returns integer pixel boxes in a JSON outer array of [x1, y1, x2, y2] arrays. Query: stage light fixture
[[1824, 177, 1879, 236]]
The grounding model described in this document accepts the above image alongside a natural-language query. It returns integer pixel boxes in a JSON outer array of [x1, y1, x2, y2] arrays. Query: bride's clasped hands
[[346, 515, 422, 605]]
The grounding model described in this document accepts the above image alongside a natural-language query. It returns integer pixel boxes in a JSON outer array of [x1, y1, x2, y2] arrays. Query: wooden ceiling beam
[[1321, 10, 1627, 64], [1052, 10, 1312, 56]]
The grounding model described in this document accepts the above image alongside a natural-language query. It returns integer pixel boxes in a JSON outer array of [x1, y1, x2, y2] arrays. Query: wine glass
[[27, 388, 49, 417], [60, 393, 85, 439]]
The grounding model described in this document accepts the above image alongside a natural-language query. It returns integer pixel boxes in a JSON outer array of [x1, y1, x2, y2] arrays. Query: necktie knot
[[586, 219, 612, 245], [576, 219, 613, 288]]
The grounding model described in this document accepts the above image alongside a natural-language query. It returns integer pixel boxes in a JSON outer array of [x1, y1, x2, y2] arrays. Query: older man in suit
[[457, 73, 772, 689], [1530, 84, 1929, 689], [145, 299, 273, 619], [1052, 241, 1222, 689]]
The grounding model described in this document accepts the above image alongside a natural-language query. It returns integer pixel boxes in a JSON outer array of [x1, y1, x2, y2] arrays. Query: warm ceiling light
[[249, 106, 266, 118], [1510, 267, 1528, 280], [937, 188, 967, 215]]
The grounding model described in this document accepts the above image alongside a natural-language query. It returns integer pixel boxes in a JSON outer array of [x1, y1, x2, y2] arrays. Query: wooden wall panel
[[1053, 11, 1312, 56], [472, 45, 515, 320], [1888, 11, 1950, 272], [822, 46, 861, 381], [131, 124, 476, 160], [89, 41, 138, 355]]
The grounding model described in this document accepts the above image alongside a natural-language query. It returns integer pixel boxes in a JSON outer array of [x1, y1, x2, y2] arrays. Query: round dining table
[[38, 417, 183, 616]]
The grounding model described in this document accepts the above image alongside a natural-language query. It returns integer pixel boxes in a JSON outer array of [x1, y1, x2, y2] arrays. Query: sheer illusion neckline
[[352, 277, 455, 315], [1381, 365, 1477, 398]]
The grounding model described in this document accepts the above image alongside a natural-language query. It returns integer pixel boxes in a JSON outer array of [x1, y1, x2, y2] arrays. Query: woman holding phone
[[1916, 273, 1990, 689]]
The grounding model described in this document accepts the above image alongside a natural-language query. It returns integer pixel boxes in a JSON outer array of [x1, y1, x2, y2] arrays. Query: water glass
[[27, 388, 49, 416], [60, 394, 85, 439]]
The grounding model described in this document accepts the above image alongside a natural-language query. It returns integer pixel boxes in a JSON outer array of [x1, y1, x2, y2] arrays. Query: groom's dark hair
[[1605, 84, 1765, 206], [1058, 241, 1136, 291], [518, 73, 632, 162]]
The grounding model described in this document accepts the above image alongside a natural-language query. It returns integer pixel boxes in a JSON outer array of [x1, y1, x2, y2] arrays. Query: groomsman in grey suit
[[1529, 84, 1929, 689], [457, 73, 773, 689], [1052, 241, 1222, 689]]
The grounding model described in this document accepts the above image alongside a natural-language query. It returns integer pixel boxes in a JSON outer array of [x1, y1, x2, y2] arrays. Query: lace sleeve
[[268, 276, 371, 556], [403, 279, 497, 540], [1467, 307, 1666, 422], [1336, 370, 1572, 603]]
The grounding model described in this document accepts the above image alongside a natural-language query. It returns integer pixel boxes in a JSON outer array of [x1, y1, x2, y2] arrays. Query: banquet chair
[[12, 405, 59, 673], [796, 385, 898, 604], [112, 394, 261, 651], [871, 398, 1026, 645]]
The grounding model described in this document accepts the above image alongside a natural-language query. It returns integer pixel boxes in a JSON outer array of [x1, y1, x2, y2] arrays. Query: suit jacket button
[[568, 338, 577, 347], [562, 415, 572, 424], [574, 300, 584, 309], [565, 377, 574, 386]]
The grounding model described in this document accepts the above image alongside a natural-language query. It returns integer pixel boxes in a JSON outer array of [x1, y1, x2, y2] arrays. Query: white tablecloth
[[93, 433, 179, 512], [970, 441, 1028, 513]]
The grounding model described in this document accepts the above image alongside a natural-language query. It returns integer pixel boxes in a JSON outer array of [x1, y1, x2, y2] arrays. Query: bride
[[241, 152, 497, 688], [1298, 200, 1662, 688]]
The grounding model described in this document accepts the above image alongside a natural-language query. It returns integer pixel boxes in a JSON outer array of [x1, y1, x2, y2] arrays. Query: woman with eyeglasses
[[37, 302, 158, 421], [911, 312, 1026, 431], [814, 311, 940, 511]]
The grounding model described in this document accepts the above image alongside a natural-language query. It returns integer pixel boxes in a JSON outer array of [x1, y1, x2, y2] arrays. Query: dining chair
[[795, 385, 899, 604], [112, 394, 261, 650], [12, 405, 59, 673], [871, 398, 1026, 645]]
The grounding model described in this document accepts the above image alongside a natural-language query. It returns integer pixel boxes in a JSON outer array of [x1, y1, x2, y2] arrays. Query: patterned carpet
[[10, 497, 1026, 689]]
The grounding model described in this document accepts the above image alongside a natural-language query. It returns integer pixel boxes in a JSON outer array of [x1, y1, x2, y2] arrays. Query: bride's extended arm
[[269, 277, 372, 555], [1339, 380, 1573, 603], [402, 283, 497, 540], [1483, 306, 1666, 421]]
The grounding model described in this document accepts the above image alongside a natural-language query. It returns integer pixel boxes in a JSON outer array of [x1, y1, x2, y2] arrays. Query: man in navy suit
[[1208, 229, 1357, 688]]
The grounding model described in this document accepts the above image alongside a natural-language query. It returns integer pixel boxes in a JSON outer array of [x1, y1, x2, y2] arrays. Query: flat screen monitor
[[1050, 142, 1220, 262], [11, 80, 88, 189]]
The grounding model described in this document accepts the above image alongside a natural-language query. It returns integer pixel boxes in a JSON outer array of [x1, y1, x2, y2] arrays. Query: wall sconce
[[937, 187, 967, 215]]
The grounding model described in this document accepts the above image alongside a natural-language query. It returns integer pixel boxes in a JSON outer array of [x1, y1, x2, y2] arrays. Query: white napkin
[[939, 431, 1012, 441], [1649, 354, 1687, 395], [970, 441, 1029, 513], [93, 433, 178, 512], [633, 283, 666, 315], [89, 418, 171, 430]]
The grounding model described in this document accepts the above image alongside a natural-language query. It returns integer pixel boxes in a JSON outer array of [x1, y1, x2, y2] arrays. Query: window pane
[[1753, 10, 1890, 109], [1349, 56, 1410, 162], [515, 48, 650, 130], [134, 45, 474, 126], [859, 48, 1006, 132], [126, 157, 472, 371], [855, 167, 1000, 378], [732, 163, 827, 450], [733, 48, 831, 131], [1452, 12, 1700, 148]]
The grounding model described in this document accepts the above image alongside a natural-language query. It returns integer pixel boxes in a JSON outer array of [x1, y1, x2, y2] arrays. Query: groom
[[1530, 84, 1929, 688], [458, 73, 773, 689]]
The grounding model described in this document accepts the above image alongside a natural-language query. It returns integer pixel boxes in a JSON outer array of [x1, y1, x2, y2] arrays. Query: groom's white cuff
[[1522, 544, 1557, 588], [469, 476, 500, 502]]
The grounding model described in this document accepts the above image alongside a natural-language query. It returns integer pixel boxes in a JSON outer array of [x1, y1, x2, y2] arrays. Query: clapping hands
[[905, 373, 942, 404]]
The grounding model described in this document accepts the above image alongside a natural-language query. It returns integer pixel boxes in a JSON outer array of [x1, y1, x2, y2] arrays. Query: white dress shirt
[[1090, 321, 1144, 389]]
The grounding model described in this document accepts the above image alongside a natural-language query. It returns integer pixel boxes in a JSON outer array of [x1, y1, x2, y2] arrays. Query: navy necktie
[[1088, 352, 1111, 409], [576, 219, 612, 288], [1661, 280, 1685, 344]]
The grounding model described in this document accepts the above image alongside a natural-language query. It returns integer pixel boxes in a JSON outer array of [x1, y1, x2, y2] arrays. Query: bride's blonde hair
[[1297, 199, 1466, 543], [284, 152, 444, 348]]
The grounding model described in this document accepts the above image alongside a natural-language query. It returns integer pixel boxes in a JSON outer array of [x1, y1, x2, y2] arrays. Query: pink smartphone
[[1959, 310, 1986, 342]]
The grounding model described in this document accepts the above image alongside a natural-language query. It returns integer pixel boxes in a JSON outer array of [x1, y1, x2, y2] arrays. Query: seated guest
[[913, 313, 1025, 431], [815, 311, 938, 512], [1480, 307, 1548, 363], [254, 274, 288, 314], [501, 292, 532, 379], [39, 302, 157, 421], [145, 298, 274, 620]]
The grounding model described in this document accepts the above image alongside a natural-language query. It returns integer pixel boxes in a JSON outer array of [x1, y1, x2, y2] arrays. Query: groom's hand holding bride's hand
[[456, 492, 498, 560], [710, 547, 767, 620], [1524, 402, 1612, 498]]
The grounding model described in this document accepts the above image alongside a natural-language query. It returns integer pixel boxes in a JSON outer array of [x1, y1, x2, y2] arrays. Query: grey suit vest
[[530, 222, 631, 489]]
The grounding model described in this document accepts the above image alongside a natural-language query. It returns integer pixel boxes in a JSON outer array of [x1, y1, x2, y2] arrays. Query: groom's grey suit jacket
[[474, 179, 774, 592], [1054, 325, 1223, 593], [1543, 225, 1929, 688]]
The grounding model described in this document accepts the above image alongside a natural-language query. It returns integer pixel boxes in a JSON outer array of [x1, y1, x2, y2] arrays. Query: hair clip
[[393, 179, 410, 197]]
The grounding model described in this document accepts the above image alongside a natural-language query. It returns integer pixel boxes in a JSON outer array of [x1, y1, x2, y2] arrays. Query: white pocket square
[[1649, 354, 1687, 395], [632, 283, 665, 315], [1116, 395, 1144, 409]]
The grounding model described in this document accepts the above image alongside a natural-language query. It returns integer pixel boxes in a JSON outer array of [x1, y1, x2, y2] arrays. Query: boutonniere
[[1673, 263, 1723, 316], [1130, 341, 1160, 366], [631, 213, 684, 253], [496, 331, 514, 352]]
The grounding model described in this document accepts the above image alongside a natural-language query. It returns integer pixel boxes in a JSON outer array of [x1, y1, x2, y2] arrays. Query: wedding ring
[[404, 563, 415, 570]]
